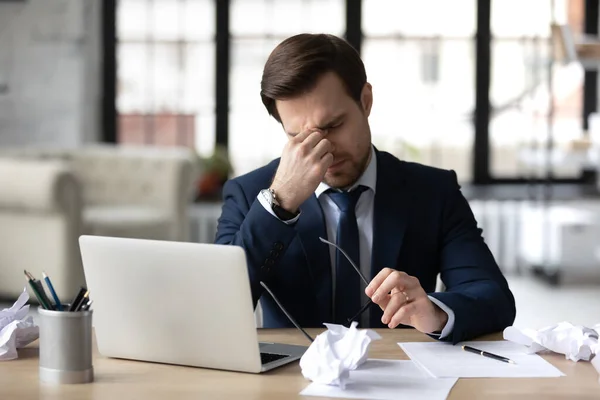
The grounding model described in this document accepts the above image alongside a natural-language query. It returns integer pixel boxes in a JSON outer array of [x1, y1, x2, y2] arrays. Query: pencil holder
[[38, 305, 94, 384]]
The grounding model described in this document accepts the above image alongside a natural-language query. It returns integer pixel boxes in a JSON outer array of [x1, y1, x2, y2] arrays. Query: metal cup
[[38, 305, 94, 384]]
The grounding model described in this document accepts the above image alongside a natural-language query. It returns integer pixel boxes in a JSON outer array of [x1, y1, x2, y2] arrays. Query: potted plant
[[195, 145, 232, 202]]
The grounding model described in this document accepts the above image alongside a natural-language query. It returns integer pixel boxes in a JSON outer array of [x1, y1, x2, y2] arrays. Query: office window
[[490, 0, 584, 178], [362, 0, 476, 183], [116, 0, 215, 156], [229, 0, 345, 176]]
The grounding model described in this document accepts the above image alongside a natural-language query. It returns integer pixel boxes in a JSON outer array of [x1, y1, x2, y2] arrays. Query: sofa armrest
[[0, 159, 80, 212]]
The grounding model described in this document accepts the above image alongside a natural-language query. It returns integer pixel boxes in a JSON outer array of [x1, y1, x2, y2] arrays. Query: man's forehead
[[276, 72, 355, 130], [280, 108, 347, 135]]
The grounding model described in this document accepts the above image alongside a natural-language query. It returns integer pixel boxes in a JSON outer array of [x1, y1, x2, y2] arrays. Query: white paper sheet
[[0, 289, 39, 361], [399, 341, 564, 378], [299, 322, 381, 388], [300, 359, 458, 400]]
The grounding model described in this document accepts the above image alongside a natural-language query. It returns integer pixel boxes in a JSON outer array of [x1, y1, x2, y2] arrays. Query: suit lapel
[[371, 152, 411, 279], [295, 195, 332, 322]]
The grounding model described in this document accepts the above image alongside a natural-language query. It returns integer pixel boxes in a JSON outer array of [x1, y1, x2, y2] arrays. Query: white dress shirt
[[258, 146, 454, 337]]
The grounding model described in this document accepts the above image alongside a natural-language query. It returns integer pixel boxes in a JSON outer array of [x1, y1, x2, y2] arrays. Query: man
[[215, 33, 515, 344]]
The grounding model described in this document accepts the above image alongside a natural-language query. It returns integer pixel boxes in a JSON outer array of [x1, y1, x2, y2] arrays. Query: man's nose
[[308, 127, 327, 135]]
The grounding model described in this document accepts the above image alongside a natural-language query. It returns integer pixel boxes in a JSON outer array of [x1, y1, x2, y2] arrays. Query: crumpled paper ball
[[299, 322, 381, 389], [504, 322, 599, 383], [0, 288, 39, 361]]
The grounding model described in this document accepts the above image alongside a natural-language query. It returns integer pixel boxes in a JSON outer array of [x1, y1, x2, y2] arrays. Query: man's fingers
[[320, 152, 334, 171], [374, 294, 391, 311], [292, 128, 314, 143], [313, 138, 333, 159], [389, 302, 417, 328], [381, 291, 409, 325], [297, 130, 324, 150], [365, 268, 395, 297], [371, 271, 419, 303]]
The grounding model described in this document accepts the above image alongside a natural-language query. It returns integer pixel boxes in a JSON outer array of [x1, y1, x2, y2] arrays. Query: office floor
[[507, 273, 599, 329], [3, 273, 598, 330]]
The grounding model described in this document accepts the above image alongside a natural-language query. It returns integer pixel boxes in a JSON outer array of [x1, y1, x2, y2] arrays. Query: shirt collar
[[315, 145, 377, 198]]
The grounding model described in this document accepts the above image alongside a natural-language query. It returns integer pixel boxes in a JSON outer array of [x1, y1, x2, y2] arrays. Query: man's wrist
[[427, 295, 455, 339], [269, 184, 299, 213], [434, 304, 449, 332], [257, 192, 301, 224], [263, 187, 300, 221]]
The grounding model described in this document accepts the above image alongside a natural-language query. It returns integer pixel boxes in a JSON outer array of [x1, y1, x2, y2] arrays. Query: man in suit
[[215, 33, 515, 344]]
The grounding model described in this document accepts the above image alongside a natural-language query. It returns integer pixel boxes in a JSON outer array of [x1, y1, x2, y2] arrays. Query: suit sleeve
[[214, 179, 298, 307], [428, 171, 516, 344]]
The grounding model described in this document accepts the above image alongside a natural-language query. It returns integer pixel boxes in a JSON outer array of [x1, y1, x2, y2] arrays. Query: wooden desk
[[1, 329, 598, 400]]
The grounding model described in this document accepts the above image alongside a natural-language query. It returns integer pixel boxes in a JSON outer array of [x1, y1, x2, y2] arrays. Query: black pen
[[81, 300, 93, 311], [462, 345, 516, 364], [73, 291, 90, 312], [68, 287, 88, 311]]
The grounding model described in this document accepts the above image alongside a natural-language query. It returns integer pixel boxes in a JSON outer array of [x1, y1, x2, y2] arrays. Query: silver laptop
[[78, 235, 307, 373]]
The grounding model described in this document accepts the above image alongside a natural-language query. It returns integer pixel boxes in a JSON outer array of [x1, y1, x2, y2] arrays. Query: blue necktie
[[327, 185, 368, 325]]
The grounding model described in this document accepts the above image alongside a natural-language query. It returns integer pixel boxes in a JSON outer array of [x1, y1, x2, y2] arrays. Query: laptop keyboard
[[260, 352, 288, 364]]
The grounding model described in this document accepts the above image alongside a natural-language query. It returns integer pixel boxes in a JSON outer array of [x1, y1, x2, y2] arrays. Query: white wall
[[0, 0, 101, 148]]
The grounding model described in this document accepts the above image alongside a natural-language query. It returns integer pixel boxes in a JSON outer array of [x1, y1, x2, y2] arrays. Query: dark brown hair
[[260, 33, 367, 122]]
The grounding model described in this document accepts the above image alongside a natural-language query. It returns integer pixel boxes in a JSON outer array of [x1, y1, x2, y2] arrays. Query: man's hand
[[270, 130, 334, 212], [365, 268, 448, 334]]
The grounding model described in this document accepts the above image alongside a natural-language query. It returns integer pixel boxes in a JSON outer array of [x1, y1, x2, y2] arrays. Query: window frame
[[103, 0, 597, 186]]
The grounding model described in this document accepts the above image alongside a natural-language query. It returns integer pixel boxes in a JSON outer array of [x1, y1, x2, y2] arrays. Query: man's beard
[[323, 148, 371, 189]]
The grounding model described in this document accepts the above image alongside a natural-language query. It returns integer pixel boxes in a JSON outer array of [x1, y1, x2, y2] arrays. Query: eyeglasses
[[260, 281, 314, 343], [318, 237, 374, 326], [258, 236, 374, 344]]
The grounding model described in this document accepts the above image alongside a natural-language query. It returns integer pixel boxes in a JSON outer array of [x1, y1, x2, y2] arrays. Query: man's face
[[275, 71, 373, 189]]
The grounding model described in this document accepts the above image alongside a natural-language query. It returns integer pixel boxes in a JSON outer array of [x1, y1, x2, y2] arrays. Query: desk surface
[[1, 328, 598, 400]]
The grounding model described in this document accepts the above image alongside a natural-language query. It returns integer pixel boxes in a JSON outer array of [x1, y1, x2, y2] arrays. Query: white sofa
[[0, 158, 83, 301], [0, 145, 198, 300]]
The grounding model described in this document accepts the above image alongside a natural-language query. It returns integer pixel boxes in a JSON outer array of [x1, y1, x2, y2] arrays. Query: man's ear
[[361, 82, 373, 117]]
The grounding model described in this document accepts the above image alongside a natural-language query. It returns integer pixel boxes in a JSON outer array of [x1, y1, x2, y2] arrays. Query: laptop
[[78, 235, 307, 373]]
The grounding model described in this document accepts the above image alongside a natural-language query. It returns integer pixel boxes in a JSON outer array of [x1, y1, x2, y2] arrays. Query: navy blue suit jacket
[[215, 150, 516, 343]]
